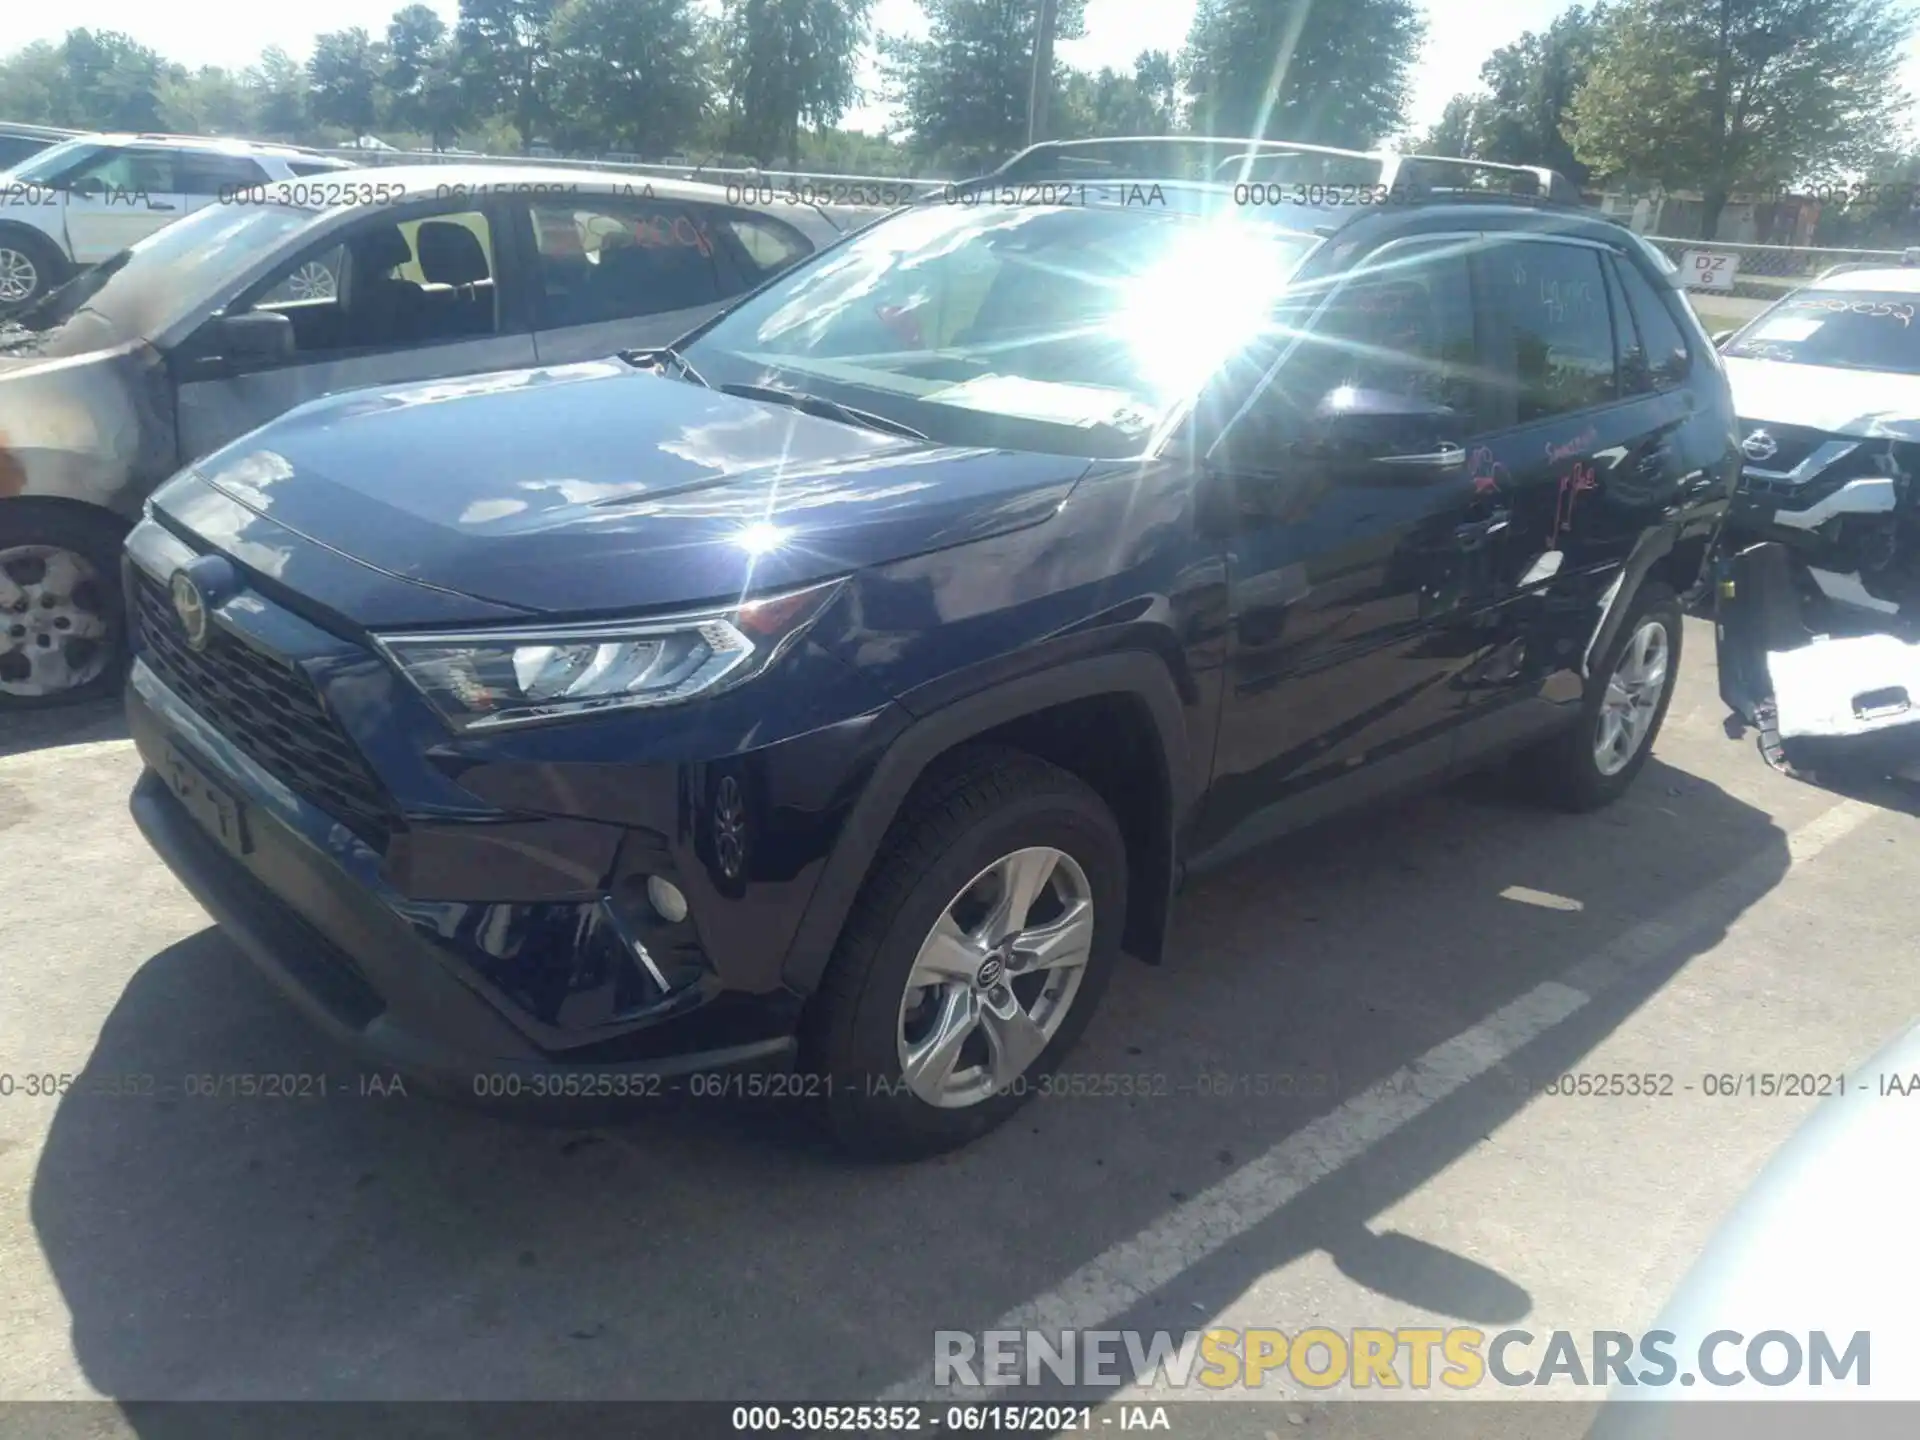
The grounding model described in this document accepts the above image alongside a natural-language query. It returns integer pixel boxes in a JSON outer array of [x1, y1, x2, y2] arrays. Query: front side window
[[1481, 240, 1616, 422], [65, 146, 178, 195], [530, 199, 725, 326], [680, 201, 1321, 458], [1277, 240, 1480, 420], [241, 208, 498, 357], [1724, 288, 1920, 375]]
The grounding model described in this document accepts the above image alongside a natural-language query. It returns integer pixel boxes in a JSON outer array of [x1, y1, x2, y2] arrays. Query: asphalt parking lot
[[2, 618, 1918, 1425]]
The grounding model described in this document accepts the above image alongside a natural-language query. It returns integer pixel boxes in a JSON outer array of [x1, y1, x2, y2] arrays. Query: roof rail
[[961, 134, 1582, 207]]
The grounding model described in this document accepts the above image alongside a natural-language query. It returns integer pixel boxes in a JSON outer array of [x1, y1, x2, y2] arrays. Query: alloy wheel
[[0, 546, 113, 698], [0, 247, 38, 306], [1594, 618, 1670, 776], [896, 846, 1095, 1108], [285, 260, 337, 301]]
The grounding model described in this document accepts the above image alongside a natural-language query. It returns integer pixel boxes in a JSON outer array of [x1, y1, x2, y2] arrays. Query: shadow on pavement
[[31, 756, 1797, 1406], [0, 697, 127, 761]]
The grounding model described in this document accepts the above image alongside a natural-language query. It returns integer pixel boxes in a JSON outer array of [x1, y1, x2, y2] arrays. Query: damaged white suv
[[1715, 264, 1920, 778]]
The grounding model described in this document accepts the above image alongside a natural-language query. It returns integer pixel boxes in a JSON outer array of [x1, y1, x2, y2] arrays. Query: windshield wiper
[[620, 344, 709, 387], [717, 382, 928, 440]]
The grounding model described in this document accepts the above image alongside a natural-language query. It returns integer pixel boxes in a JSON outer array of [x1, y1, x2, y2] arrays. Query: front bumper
[[129, 679, 801, 1103]]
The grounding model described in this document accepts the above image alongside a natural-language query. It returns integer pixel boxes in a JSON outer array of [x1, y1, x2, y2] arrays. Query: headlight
[[374, 578, 844, 731]]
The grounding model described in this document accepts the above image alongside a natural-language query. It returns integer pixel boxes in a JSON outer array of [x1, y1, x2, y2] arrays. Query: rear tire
[[805, 747, 1127, 1161], [0, 504, 131, 710], [1519, 582, 1682, 812]]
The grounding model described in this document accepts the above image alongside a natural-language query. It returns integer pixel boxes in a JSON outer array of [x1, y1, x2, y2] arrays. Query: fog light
[[646, 875, 689, 924]]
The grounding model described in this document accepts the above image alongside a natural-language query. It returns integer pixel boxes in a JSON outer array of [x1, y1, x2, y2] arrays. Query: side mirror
[[1711, 329, 1735, 347], [1311, 387, 1469, 473], [211, 310, 295, 367]]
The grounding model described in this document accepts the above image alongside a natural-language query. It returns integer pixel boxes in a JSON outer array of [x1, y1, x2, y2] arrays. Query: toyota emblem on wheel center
[[169, 571, 210, 651]]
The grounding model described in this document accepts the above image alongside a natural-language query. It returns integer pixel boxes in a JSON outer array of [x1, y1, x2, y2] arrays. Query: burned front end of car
[[1716, 424, 1920, 779]]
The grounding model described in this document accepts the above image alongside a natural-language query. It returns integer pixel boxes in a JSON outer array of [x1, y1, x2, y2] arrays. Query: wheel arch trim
[[780, 650, 1193, 994]]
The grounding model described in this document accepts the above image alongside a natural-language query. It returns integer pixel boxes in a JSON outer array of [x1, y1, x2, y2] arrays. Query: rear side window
[[529, 199, 725, 326], [1481, 240, 1617, 423], [287, 160, 349, 177], [1613, 256, 1691, 391], [178, 152, 271, 196], [724, 213, 813, 280]]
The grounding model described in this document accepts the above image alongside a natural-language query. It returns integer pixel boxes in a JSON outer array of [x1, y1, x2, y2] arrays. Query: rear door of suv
[[1443, 233, 1700, 757]]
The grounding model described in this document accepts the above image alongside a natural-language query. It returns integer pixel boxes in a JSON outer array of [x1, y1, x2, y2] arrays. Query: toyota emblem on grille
[[169, 571, 210, 651], [1742, 429, 1780, 463]]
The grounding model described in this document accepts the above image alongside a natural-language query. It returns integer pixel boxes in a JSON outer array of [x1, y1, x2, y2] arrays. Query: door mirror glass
[[212, 310, 295, 366]]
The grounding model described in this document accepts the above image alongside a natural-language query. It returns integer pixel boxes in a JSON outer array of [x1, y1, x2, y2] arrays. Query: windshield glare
[[0, 202, 317, 357], [682, 201, 1321, 458], [1725, 289, 1920, 375]]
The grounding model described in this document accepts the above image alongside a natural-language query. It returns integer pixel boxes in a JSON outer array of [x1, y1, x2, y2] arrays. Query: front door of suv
[[173, 198, 538, 463], [1199, 235, 1502, 852], [58, 145, 185, 264]]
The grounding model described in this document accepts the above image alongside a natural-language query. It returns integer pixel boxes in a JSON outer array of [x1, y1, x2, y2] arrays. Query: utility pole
[[1026, 0, 1058, 146]]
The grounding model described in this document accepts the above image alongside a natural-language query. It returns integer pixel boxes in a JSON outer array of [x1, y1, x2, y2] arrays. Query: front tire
[[1520, 581, 1682, 812], [0, 505, 130, 709], [806, 747, 1127, 1160]]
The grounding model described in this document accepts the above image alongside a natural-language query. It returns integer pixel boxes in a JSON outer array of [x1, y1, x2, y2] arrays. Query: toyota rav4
[[124, 141, 1739, 1158]]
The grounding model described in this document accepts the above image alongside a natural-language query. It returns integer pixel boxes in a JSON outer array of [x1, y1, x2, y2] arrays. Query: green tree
[[1416, 94, 1479, 157], [158, 67, 260, 136], [1568, 0, 1916, 238], [1058, 52, 1180, 140], [55, 29, 179, 131], [722, 0, 874, 167], [385, 6, 467, 148], [0, 43, 63, 125], [879, 0, 1087, 169], [548, 0, 712, 154], [456, 0, 558, 151], [1474, 5, 1605, 181], [244, 47, 310, 139], [309, 28, 388, 138], [1177, 0, 1424, 147]]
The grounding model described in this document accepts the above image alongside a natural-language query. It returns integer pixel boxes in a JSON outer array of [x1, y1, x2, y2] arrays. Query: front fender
[[778, 649, 1193, 993]]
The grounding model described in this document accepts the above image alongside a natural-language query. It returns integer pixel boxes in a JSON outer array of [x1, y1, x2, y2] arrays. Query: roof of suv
[[83, 132, 338, 162]]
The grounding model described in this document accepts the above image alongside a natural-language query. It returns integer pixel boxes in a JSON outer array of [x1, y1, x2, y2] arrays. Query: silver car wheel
[[0, 246, 38, 305], [896, 846, 1095, 1109], [285, 260, 337, 301], [1594, 618, 1670, 776], [0, 546, 112, 698]]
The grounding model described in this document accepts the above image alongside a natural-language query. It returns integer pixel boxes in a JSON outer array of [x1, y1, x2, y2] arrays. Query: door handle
[[147, 202, 177, 211], [1375, 445, 1467, 469], [1455, 508, 1511, 546]]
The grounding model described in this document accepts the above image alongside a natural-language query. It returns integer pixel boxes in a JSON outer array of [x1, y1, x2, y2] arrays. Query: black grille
[[134, 571, 399, 850]]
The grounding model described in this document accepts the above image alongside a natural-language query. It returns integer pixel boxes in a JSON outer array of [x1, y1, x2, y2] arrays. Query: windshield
[[0, 202, 317, 359], [1724, 288, 1920, 374], [680, 199, 1321, 458], [4, 137, 102, 184]]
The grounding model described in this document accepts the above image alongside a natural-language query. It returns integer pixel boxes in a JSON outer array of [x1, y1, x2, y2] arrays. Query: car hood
[[167, 359, 1091, 619], [1724, 354, 1920, 440]]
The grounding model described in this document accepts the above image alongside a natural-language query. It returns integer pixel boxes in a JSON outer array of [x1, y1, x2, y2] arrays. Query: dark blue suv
[[125, 142, 1739, 1158]]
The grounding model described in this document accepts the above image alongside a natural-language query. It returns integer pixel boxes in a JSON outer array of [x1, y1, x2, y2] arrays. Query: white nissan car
[[0, 133, 351, 312]]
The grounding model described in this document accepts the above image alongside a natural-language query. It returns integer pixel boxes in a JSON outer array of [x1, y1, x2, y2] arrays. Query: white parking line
[[881, 796, 1880, 1400]]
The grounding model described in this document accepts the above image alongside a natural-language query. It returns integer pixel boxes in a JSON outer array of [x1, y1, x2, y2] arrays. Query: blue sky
[[13, 0, 1920, 141]]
